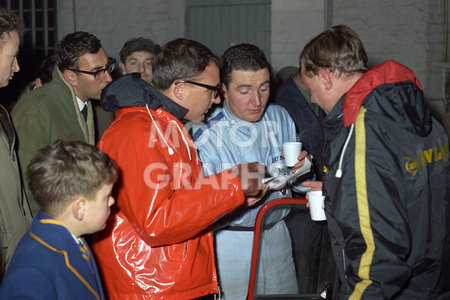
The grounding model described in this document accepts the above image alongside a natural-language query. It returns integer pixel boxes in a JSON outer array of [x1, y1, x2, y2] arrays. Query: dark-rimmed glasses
[[175, 80, 221, 98], [68, 58, 116, 81]]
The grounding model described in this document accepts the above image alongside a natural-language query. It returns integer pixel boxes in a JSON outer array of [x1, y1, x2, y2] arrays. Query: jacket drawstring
[[335, 123, 354, 178], [146, 104, 174, 155], [170, 120, 191, 160], [146, 104, 192, 160]]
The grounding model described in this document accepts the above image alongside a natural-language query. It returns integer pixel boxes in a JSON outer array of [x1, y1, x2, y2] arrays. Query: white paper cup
[[283, 142, 302, 167], [306, 190, 326, 221]]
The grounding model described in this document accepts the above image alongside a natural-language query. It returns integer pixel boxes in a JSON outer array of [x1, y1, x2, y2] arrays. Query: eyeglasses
[[68, 58, 116, 81], [175, 80, 221, 98]]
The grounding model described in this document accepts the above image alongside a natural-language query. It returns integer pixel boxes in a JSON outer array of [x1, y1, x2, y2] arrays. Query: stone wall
[[55, 0, 449, 126], [57, 0, 185, 61]]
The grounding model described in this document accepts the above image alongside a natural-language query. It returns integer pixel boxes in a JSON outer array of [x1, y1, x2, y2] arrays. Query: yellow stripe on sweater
[[350, 106, 375, 299]]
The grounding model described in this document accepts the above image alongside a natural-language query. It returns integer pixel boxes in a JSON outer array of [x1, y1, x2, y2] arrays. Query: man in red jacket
[[92, 38, 267, 299]]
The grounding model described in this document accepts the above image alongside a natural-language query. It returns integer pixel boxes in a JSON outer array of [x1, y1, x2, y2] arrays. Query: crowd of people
[[0, 8, 448, 300]]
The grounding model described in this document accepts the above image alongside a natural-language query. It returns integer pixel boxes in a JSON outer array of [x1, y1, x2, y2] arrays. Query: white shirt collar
[[76, 97, 87, 111], [70, 233, 83, 245]]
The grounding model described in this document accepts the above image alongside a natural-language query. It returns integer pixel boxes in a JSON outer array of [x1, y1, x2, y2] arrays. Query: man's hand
[[303, 180, 323, 207], [291, 150, 310, 173], [244, 184, 270, 206], [230, 162, 268, 204], [302, 180, 322, 191]]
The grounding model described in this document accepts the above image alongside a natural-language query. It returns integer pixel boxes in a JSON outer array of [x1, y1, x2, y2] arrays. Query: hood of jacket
[[324, 60, 432, 179], [100, 73, 188, 120], [342, 60, 430, 136]]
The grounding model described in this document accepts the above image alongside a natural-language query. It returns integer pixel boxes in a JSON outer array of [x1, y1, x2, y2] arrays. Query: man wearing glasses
[[92, 38, 267, 299], [12, 31, 114, 215]]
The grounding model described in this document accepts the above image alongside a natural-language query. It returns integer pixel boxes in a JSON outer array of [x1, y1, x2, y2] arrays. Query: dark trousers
[[285, 206, 338, 297]]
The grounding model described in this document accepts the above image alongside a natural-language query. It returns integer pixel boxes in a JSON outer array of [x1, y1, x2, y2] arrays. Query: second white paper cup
[[283, 142, 302, 167], [307, 190, 326, 221]]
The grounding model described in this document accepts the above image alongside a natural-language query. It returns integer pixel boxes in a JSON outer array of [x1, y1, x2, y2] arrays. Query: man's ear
[[119, 62, 126, 75], [221, 82, 228, 100], [173, 82, 184, 100], [71, 197, 85, 221], [318, 69, 333, 91], [63, 70, 78, 87]]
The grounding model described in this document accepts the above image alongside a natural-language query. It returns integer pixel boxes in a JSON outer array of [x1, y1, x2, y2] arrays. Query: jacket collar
[[52, 66, 95, 144], [31, 211, 104, 299], [100, 73, 188, 120], [342, 60, 423, 127]]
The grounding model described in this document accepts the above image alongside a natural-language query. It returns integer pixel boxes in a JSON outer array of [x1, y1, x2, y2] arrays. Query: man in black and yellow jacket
[[301, 25, 449, 299]]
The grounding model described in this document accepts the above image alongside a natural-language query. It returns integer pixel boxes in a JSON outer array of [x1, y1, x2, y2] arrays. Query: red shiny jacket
[[93, 106, 244, 299]]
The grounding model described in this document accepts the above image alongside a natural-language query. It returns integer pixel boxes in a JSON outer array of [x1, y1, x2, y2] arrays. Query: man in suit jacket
[[12, 31, 114, 214]]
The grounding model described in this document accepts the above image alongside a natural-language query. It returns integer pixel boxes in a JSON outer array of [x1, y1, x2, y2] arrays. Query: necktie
[[79, 239, 95, 275], [79, 240, 91, 265], [79, 239, 98, 287], [81, 105, 88, 121]]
